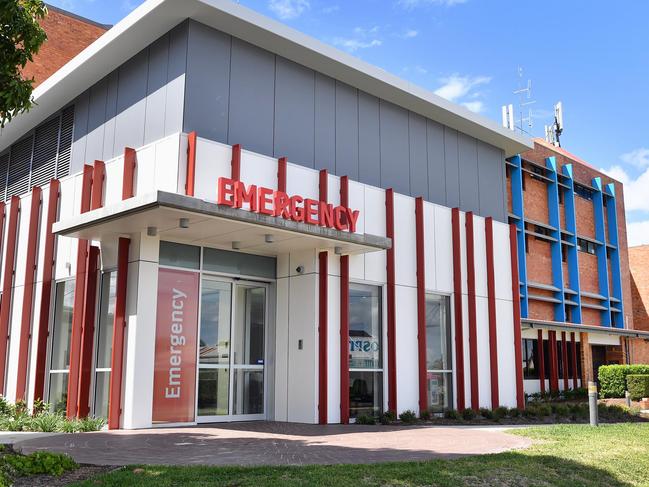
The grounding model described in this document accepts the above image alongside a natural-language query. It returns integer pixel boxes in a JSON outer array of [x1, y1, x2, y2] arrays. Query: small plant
[[399, 410, 418, 424], [4, 451, 77, 477], [508, 407, 521, 418], [380, 410, 397, 425], [419, 409, 431, 421], [60, 418, 83, 433], [79, 416, 106, 432], [479, 408, 494, 420], [31, 399, 48, 417], [354, 414, 376, 425], [493, 406, 508, 420], [461, 408, 476, 420], [30, 412, 62, 432], [627, 374, 649, 401], [552, 404, 569, 417], [444, 409, 460, 420]]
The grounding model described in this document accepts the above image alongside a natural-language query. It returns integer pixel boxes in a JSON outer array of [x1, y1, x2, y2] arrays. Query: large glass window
[[425, 294, 453, 413], [349, 283, 382, 418], [522, 338, 539, 380], [93, 271, 117, 419], [48, 280, 75, 413]]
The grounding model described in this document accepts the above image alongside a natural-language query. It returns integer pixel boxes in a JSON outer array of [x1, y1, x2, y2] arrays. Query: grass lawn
[[71, 423, 649, 487]]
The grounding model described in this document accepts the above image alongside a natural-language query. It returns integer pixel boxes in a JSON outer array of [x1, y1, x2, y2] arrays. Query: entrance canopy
[[53, 191, 391, 256], [522, 318, 649, 340]]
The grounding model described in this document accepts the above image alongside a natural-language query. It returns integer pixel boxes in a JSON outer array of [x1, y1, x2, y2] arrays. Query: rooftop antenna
[[545, 102, 564, 147], [503, 67, 536, 134]]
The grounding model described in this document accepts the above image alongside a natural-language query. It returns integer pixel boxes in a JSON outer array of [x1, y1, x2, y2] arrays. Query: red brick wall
[[629, 246, 649, 364], [21, 7, 108, 87], [513, 139, 633, 330]]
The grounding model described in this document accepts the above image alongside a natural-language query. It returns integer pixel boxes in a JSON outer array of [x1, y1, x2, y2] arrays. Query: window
[[534, 225, 551, 240], [349, 283, 383, 419], [530, 165, 545, 181], [577, 238, 596, 255], [574, 184, 593, 201], [93, 271, 117, 419], [561, 243, 568, 262], [522, 338, 539, 380], [425, 294, 453, 412], [159, 241, 200, 269], [48, 280, 75, 413]]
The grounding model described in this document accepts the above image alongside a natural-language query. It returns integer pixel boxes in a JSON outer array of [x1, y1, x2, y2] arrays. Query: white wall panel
[[286, 164, 318, 201], [394, 194, 416, 288], [327, 174, 341, 207], [493, 221, 512, 300], [240, 151, 278, 191], [475, 296, 491, 408], [364, 184, 387, 284], [496, 299, 517, 407], [395, 285, 418, 414], [134, 144, 156, 197], [472, 216, 488, 299], [153, 134, 182, 194], [274, 277, 289, 421], [13, 193, 30, 288], [327, 274, 341, 423], [349, 255, 364, 281], [434, 206, 453, 294], [423, 202, 436, 292], [5, 285, 24, 401], [347, 181, 364, 235], [462, 296, 471, 407], [193, 139, 230, 203]]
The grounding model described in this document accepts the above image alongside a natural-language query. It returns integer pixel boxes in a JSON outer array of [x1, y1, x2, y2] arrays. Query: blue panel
[[408, 111, 428, 199], [358, 91, 380, 187], [443, 127, 460, 208], [314, 73, 336, 174], [592, 177, 612, 327], [545, 157, 566, 322], [85, 76, 108, 163], [113, 48, 148, 153], [458, 133, 479, 214], [509, 155, 528, 317], [426, 120, 446, 206], [144, 34, 170, 145], [605, 183, 624, 328], [335, 81, 359, 179], [561, 164, 582, 324], [379, 100, 409, 194]]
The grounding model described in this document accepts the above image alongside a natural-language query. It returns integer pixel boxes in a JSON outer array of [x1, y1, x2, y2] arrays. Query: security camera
[[295, 265, 304, 274]]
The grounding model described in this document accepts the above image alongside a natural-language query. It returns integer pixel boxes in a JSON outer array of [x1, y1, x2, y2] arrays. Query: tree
[[0, 0, 48, 128]]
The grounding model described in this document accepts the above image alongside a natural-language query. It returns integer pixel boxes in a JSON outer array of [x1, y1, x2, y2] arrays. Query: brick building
[[21, 5, 109, 88], [629, 246, 649, 364], [507, 138, 646, 394]]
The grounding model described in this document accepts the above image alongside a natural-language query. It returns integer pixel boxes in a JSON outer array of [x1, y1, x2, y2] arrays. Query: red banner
[[152, 268, 199, 423]]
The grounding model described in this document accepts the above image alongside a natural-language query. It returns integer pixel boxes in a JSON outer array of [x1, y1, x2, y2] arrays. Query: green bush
[[479, 408, 494, 420], [79, 416, 106, 432], [354, 414, 375, 425], [4, 451, 77, 477], [398, 410, 417, 424], [419, 409, 431, 421], [380, 411, 397, 425], [493, 406, 509, 420], [461, 408, 476, 420], [508, 407, 522, 418], [444, 409, 460, 420], [599, 364, 649, 398], [30, 412, 63, 432], [627, 374, 649, 401]]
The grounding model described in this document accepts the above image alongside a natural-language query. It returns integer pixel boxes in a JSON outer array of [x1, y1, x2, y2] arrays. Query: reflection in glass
[[159, 241, 200, 269], [199, 280, 232, 365], [94, 371, 111, 419], [96, 272, 117, 369], [427, 372, 452, 413], [48, 373, 68, 414], [197, 368, 230, 416], [349, 284, 381, 370], [349, 371, 383, 418], [425, 294, 453, 412], [232, 369, 264, 415], [50, 280, 75, 370], [233, 287, 265, 366]]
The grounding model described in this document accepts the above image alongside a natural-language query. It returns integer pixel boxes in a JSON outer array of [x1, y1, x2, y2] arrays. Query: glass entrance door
[[197, 278, 267, 421]]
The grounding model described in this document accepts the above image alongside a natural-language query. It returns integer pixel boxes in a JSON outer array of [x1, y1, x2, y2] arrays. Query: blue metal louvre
[[7, 135, 33, 199], [31, 116, 60, 189], [0, 153, 8, 201], [56, 106, 74, 179]]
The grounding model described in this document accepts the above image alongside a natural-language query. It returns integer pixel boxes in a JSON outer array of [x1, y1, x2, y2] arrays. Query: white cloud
[[269, 0, 310, 19], [461, 101, 484, 113], [402, 29, 419, 38], [627, 220, 649, 247], [398, 0, 467, 8], [434, 73, 491, 111], [621, 147, 649, 169], [599, 163, 649, 213], [333, 26, 382, 52]]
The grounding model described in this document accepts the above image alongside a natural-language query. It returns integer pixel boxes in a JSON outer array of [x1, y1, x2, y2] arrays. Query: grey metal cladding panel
[[458, 132, 479, 214], [274, 57, 315, 167], [102, 71, 119, 160], [334, 81, 358, 179], [183, 21, 229, 143], [379, 100, 409, 195], [113, 48, 148, 153], [426, 119, 446, 206], [70, 90, 89, 175], [84, 77, 108, 163], [358, 91, 380, 187], [144, 34, 170, 145], [228, 37, 275, 156], [477, 141, 506, 221], [314, 73, 335, 174], [408, 111, 428, 200], [443, 127, 460, 208], [165, 22, 188, 136]]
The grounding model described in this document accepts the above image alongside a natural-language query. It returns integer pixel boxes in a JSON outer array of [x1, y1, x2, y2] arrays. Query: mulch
[[12, 464, 120, 487]]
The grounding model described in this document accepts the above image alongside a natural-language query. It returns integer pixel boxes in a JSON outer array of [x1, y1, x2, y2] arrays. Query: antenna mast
[[502, 67, 536, 134]]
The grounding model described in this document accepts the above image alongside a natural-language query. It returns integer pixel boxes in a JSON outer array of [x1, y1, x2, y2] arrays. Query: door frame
[[196, 276, 270, 423]]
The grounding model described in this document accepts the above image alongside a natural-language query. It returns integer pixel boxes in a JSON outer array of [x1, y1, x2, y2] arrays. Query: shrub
[[354, 414, 376, 425], [4, 451, 77, 477], [461, 408, 476, 420], [552, 404, 569, 417], [627, 374, 649, 401], [479, 408, 494, 420], [493, 406, 509, 420], [599, 364, 649, 398], [60, 419, 83, 433], [508, 407, 521, 418], [444, 409, 460, 420], [79, 416, 106, 432], [31, 412, 63, 432], [380, 410, 397, 425], [419, 409, 431, 421], [399, 410, 417, 424]]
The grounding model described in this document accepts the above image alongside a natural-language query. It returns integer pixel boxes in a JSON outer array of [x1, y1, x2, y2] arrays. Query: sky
[[49, 0, 649, 246]]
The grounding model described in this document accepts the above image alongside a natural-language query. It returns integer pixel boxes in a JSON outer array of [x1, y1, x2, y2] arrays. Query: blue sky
[[50, 0, 649, 245]]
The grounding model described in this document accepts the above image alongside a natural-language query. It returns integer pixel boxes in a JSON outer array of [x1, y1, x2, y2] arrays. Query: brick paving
[[16, 422, 531, 466]]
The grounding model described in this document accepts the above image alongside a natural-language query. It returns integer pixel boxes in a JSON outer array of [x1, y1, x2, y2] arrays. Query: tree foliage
[[0, 0, 48, 127]]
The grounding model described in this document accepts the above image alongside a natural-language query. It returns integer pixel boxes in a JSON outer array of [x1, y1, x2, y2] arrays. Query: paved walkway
[[16, 422, 532, 466]]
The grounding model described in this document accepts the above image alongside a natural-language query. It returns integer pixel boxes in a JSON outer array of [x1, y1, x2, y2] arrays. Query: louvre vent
[[7, 136, 32, 199], [31, 116, 59, 189], [56, 106, 74, 179], [1, 105, 74, 200]]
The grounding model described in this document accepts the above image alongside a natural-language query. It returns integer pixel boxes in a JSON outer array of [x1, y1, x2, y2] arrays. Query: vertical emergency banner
[[152, 268, 199, 423]]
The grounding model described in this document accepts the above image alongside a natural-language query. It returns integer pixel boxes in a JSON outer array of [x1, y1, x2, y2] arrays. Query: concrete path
[[16, 422, 532, 466], [0, 431, 61, 445]]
